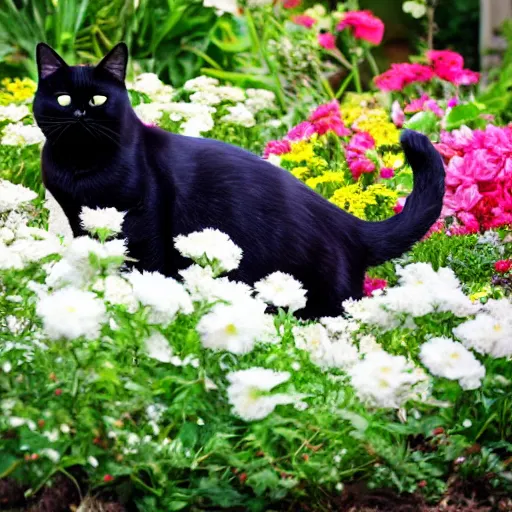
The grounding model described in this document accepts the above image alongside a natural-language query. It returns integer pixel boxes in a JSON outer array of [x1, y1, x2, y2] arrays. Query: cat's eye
[[89, 95, 107, 107], [57, 94, 71, 107]]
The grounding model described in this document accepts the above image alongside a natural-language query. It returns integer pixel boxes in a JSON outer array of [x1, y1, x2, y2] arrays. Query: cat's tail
[[360, 129, 445, 267]]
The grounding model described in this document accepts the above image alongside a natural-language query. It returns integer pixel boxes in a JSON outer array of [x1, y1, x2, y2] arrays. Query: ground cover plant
[[1, 2, 512, 511]]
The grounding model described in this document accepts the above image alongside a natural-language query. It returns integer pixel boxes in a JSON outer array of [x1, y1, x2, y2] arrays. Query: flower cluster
[[375, 50, 479, 92], [130, 74, 276, 137], [438, 125, 512, 232]]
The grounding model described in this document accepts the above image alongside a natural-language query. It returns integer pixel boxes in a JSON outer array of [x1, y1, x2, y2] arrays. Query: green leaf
[[444, 103, 482, 131], [404, 111, 439, 136], [167, 501, 188, 511]]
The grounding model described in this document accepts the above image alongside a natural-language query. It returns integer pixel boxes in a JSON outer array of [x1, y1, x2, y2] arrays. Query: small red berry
[[418, 480, 427, 488], [30, 453, 39, 460], [103, 474, 114, 483], [37, 419, 45, 428], [302, 454, 309, 461], [238, 472, 247, 484], [432, 427, 444, 436], [54, 388, 62, 396]]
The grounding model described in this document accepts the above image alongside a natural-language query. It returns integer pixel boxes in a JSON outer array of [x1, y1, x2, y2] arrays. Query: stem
[[0, 460, 23, 479], [245, 9, 286, 111], [426, 0, 439, 50], [335, 70, 354, 99], [330, 49, 353, 70], [351, 54, 362, 94], [366, 49, 380, 77]]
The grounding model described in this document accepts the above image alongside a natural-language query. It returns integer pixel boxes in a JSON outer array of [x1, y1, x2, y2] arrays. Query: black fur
[[33, 43, 445, 319]]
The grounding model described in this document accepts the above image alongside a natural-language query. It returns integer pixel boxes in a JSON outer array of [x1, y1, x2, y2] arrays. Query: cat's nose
[[73, 109, 86, 118]]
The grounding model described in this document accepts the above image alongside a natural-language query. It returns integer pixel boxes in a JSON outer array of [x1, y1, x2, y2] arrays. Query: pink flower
[[349, 132, 375, 151], [495, 260, 512, 273], [349, 158, 375, 180], [380, 167, 394, 179], [427, 50, 464, 70], [308, 100, 351, 137], [292, 14, 317, 28], [391, 101, 405, 127], [394, 197, 407, 214], [346, 132, 376, 180], [363, 276, 387, 296], [452, 69, 480, 86], [283, 0, 301, 7], [286, 121, 316, 141], [374, 63, 434, 92], [263, 140, 291, 159], [447, 97, 459, 108], [337, 10, 385, 46], [318, 32, 337, 50]]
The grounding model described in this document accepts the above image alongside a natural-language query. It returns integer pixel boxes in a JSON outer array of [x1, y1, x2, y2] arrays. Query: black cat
[[33, 42, 445, 319]]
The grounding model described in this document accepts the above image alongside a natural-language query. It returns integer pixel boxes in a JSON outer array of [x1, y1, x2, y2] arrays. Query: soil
[[1, 476, 511, 512]]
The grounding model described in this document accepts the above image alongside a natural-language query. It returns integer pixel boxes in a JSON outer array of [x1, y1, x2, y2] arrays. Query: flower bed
[[1, 4, 512, 511]]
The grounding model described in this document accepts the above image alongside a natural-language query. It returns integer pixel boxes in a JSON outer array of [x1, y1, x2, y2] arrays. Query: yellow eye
[[57, 94, 71, 107], [90, 95, 107, 107]]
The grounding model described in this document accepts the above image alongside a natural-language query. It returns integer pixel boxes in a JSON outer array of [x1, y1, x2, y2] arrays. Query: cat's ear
[[36, 43, 68, 79], [96, 43, 128, 82]]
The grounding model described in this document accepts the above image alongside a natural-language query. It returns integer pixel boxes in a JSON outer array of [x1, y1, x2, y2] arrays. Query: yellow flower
[[0, 78, 37, 105], [281, 139, 315, 164], [330, 183, 398, 220], [305, 171, 345, 189], [291, 166, 310, 180], [383, 152, 405, 169]]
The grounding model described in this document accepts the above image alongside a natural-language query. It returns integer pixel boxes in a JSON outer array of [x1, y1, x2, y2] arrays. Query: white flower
[[419, 337, 485, 390], [45, 190, 73, 242], [9, 237, 63, 263], [129, 73, 174, 102], [1, 123, 45, 146], [293, 324, 359, 369], [174, 228, 243, 273], [103, 275, 137, 312], [247, 0, 273, 6], [0, 104, 30, 122], [0, 180, 37, 213], [36, 287, 106, 340], [216, 86, 246, 103], [144, 331, 173, 362], [134, 103, 163, 124], [0, 243, 24, 269], [40, 448, 60, 463], [226, 368, 303, 421], [254, 271, 307, 312], [127, 270, 194, 325], [245, 88, 276, 112], [221, 103, 256, 127], [190, 91, 221, 105], [203, 0, 239, 15], [87, 456, 99, 468], [180, 115, 215, 137], [184, 76, 220, 92], [453, 309, 512, 358], [348, 352, 428, 408], [79, 206, 125, 236], [197, 298, 267, 354]]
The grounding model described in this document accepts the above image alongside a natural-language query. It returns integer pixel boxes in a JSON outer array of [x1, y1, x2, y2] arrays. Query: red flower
[[103, 474, 115, 483], [283, 0, 301, 7], [318, 32, 337, 50], [495, 260, 512, 273], [363, 276, 387, 296], [263, 140, 291, 159], [308, 100, 350, 137], [337, 10, 384, 46], [291, 14, 316, 28]]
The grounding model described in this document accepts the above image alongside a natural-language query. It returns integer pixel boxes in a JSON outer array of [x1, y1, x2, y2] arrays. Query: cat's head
[[33, 43, 131, 147]]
